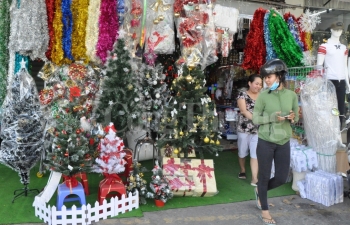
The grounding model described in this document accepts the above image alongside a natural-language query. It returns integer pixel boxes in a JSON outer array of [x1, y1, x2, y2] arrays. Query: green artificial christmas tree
[[157, 65, 222, 158], [45, 113, 95, 177], [95, 35, 140, 134]]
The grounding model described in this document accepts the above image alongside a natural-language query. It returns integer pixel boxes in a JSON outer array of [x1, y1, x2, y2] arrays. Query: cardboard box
[[336, 150, 350, 174]]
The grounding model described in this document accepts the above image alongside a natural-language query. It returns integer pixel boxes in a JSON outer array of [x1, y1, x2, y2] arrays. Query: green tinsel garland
[[0, 0, 10, 106], [268, 10, 303, 68]]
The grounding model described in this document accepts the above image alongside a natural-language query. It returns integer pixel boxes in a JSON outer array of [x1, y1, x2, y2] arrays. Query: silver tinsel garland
[[8, 0, 49, 60]]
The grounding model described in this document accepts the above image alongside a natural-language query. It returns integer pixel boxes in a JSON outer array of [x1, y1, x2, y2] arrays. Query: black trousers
[[257, 138, 290, 210], [330, 79, 346, 126]]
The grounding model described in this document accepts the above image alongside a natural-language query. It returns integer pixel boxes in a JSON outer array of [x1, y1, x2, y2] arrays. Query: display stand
[[12, 184, 40, 203]]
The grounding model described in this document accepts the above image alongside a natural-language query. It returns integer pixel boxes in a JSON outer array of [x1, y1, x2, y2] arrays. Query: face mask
[[269, 81, 279, 91]]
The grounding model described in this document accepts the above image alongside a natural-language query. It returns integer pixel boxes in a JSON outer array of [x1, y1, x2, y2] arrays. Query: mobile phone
[[284, 115, 289, 118]]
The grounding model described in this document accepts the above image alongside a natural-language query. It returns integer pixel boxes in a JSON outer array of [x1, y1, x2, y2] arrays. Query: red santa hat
[[104, 122, 117, 133]]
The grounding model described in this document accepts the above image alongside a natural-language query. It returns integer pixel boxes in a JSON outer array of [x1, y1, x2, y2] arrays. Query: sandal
[[259, 215, 276, 225], [238, 172, 246, 179], [255, 188, 261, 210]]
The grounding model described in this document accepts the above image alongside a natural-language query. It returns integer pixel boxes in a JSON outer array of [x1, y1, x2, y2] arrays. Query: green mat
[[0, 150, 295, 224]]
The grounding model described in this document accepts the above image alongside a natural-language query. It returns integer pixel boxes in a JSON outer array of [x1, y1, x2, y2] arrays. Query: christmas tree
[[0, 63, 44, 185], [133, 63, 170, 132], [147, 160, 173, 203], [157, 65, 222, 158], [95, 34, 141, 134], [45, 113, 95, 177], [94, 122, 127, 174], [126, 161, 150, 205]]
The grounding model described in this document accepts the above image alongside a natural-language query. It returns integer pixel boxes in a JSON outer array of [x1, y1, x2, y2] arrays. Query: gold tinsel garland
[[85, 0, 102, 63], [71, 0, 89, 63], [305, 32, 312, 52], [51, 0, 64, 65]]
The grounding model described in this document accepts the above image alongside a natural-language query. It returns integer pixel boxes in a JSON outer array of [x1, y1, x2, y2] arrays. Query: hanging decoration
[[0, 0, 10, 106], [298, 9, 321, 33], [8, 0, 49, 60], [14, 53, 29, 74], [71, 0, 89, 62], [268, 9, 303, 67], [264, 11, 277, 61], [85, 0, 102, 63], [144, 49, 158, 66], [62, 0, 74, 61], [117, 0, 126, 26], [51, 0, 65, 65], [242, 8, 266, 72], [284, 13, 304, 51], [45, 0, 56, 60], [96, 0, 119, 64]]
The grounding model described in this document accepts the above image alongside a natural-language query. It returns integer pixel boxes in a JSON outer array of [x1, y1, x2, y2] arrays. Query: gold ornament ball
[[147, 117, 152, 121], [174, 12, 180, 17], [179, 131, 184, 136], [204, 136, 210, 143], [216, 140, 220, 145], [146, 73, 150, 78], [127, 84, 133, 90], [188, 63, 196, 70], [186, 74, 193, 83], [210, 140, 215, 144], [153, 18, 160, 24], [173, 148, 179, 154], [158, 15, 165, 21]]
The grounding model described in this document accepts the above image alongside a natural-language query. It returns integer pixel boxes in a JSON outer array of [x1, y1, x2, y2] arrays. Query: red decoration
[[39, 88, 54, 105], [104, 123, 117, 133], [89, 138, 95, 146], [45, 0, 55, 60], [64, 151, 69, 157], [76, 129, 81, 134], [68, 63, 87, 80], [69, 86, 81, 101], [63, 175, 79, 188], [163, 158, 181, 175], [53, 83, 65, 98], [173, 0, 200, 14], [242, 8, 267, 72]]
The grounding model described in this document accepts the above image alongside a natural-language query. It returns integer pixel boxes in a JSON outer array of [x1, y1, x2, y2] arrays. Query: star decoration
[[20, 58, 26, 69], [108, 101, 114, 105], [144, 49, 157, 67], [118, 29, 127, 39], [131, 114, 137, 119]]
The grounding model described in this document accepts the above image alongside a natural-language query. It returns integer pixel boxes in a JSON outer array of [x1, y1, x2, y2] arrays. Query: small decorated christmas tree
[[95, 34, 141, 134], [148, 160, 173, 203], [126, 161, 149, 205], [94, 122, 127, 174], [45, 113, 95, 178], [157, 64, 222, 158]]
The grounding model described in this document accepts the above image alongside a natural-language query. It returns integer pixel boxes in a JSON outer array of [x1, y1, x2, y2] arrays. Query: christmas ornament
[[128, 84, 133, 90], [174, 12, 180, 17], [298, 9, 321, 33], [39, 88, 54, 105], [76, 129, 81, 134], [186, 74, 193, 83], [179, 131, 184, 136], [204, 136, 209, 143], [158, 15, 164, 21], [64, 151, 69, 157], [153, 18, 159, 24], [173, 148, 179, 154]]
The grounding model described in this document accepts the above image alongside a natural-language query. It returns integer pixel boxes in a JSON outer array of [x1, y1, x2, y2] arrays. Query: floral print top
[[236, 91, 259, 134]]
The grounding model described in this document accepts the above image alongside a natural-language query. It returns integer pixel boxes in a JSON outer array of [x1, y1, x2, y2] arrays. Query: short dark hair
[[247, 74, 261, 88]]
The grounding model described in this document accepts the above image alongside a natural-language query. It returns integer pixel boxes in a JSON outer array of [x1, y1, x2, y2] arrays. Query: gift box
[[162, 157, 182, 176], [165, 175, 196, 196], [191, 159, 218, 197]]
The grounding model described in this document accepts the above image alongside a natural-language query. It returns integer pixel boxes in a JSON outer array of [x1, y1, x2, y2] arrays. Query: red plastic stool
[[98, 174, 126, 205]]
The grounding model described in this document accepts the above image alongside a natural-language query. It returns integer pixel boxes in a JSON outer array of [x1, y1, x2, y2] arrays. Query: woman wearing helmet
[[252, 59, 299, 225]]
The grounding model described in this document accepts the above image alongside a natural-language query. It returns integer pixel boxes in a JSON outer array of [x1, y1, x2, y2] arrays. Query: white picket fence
[[33, 192, 139, 225]]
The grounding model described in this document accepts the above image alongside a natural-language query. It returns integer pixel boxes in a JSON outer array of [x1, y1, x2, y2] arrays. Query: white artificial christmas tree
[[94, 123, 127, 174]]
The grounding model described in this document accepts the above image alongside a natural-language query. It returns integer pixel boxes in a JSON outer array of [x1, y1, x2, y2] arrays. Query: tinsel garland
[[8, 0, 49, 60], [71, 0, 89, 62], [0, 0, 10, 106], [85, 0, 102, 63], [96, 0, 119, 64], [51, 0, 65, 65], [305, 32, 312, 51], [242, 8, 266, 72], [268, 10, 303, 67], [287, 17, 304, 50], [263, 11, 277, 61], [62, 0, 74, 60], [45, 0, 55, 60], [117, 0, 125, 26], [298, 16, 308, 51]]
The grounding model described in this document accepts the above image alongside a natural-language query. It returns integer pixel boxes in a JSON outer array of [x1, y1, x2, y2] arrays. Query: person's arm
[[252, 94, 277, 125], [345, 50, 350, 93], [237, 98, 252, 120], [317, 44, 326, 66]]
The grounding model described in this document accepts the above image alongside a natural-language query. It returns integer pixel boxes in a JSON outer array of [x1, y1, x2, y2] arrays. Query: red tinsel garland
[[242, 8, 267, 72], [45, 0, 55, 60], [297, 16, 309, 51]]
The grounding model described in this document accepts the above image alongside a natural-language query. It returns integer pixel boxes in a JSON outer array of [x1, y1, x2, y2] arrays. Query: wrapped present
[[162, 157, 181, 176], [290, 145, 318, 172], [191, 159, 218, 197], [165, 175, 196, 196]]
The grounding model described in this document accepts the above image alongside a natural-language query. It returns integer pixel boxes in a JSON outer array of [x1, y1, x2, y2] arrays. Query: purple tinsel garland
[[96, 0, 119, 64]]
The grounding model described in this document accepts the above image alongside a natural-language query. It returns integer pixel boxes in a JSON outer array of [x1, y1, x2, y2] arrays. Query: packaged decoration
[[145, 0, 175, 54]]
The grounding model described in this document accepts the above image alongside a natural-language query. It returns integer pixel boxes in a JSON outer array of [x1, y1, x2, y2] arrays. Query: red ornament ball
[[76, 129, 81, 134]]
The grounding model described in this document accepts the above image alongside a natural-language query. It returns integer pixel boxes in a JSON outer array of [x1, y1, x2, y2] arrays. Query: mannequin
[[317, 22, 349, 126]]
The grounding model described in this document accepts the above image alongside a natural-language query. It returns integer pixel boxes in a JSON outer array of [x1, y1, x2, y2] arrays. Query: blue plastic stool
[[56, 182, 86, 211]]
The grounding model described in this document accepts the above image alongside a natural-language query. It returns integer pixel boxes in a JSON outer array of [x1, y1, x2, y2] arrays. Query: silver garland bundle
[[8, 0, 49, 60], [300, 77, 339, 173], [0, 66, 44, 184]]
